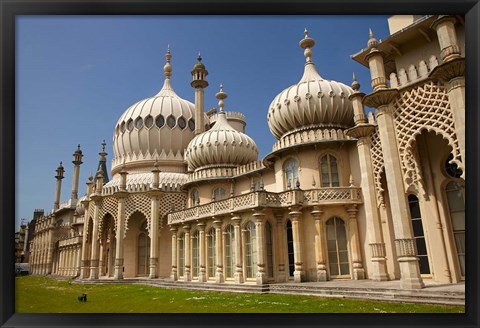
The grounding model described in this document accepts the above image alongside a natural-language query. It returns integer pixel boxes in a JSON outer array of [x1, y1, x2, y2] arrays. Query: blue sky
[[16, 15, 390, 229]]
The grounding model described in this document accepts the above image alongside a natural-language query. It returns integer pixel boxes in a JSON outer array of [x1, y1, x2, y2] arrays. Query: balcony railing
[[168, 187, 362, 225], [58, 236, 82, 247]]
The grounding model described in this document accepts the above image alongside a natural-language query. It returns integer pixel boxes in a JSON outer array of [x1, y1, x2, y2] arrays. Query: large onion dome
[[267, 30, 355, 140], [185, 85, 258, 171], [111, 47, 206, 176]]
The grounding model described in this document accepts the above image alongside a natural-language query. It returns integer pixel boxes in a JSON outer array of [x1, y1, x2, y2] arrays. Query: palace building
[[27, 15, 465, 290]]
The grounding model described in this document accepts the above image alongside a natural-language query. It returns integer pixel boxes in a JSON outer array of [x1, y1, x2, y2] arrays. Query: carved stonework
[[363, 89, 399, 108], [429, 57, 465, 82], [345, 123, 376, 139], [446, 77, 465, 92], [395, 238, 417, 258], [369, 243, 386, 259], [393, 81, 462, 186], [369, 128, 386, 208]]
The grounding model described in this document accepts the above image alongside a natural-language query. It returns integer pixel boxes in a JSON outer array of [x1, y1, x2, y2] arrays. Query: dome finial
[[164, 45, 172, 79], [216, 83, 228, 113], [197, 51, 202, 62], [299, 28, 315, 64], [352, 72, 360, 91], [368, 28, 378, 48]]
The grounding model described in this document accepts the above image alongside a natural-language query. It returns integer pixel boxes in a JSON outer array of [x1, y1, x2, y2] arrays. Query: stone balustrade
[[168, 187, 362, 224], [58, 235, 82, 247], [187, 160, 265, 183], [272, 128, 353, 153], [389, 55, 440, 89]]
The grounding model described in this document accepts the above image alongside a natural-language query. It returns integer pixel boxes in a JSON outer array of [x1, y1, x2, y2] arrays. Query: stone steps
[[73, 279, 464, 306], [269, 284, 464, 306]]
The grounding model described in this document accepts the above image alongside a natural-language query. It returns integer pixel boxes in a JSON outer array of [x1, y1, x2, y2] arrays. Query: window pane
[[418, 256, 430, 274], [340, 263, 350, 275], [416, 237, 427, 255], [412, 219, 424, 237]]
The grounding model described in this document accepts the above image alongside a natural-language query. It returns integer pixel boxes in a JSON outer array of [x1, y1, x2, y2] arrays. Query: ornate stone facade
[[28, 15, 465, 289]]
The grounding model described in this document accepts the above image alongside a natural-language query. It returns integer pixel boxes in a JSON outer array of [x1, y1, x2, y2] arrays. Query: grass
[[15, 276, 464, 313]]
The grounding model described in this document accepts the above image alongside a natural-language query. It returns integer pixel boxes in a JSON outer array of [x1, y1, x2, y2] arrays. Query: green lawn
[[15, 276, 464, 313]]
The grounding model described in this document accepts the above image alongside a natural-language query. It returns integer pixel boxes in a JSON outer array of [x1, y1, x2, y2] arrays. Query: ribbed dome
[[267, 31, 355, 140], [111, 48, 207, 175], [185, 86, 258, 171]]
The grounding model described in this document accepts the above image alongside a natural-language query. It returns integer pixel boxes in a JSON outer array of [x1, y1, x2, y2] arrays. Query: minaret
[[96, 140, 109, 184], [53, 162, 65, 210], [71, 144, 83, 202], [365, 29, 388, 90], [191, 52, 209, 135]]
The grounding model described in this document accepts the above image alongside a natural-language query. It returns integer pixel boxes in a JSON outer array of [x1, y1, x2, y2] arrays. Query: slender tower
[[53, 162, 65, 210], [71, 144, 83, 202], [191, 52, 209, 135], [97, 140, 109, 184]]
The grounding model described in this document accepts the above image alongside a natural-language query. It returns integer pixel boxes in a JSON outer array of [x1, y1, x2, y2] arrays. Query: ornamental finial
[[164, 45, 172, 79]]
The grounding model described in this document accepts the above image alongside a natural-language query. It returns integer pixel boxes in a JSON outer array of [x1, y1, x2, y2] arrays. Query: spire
[[216, 84, 228, 114], [298, 29, 323, 82], [164, 45, 172, 79], [96, 140, 109, 184]]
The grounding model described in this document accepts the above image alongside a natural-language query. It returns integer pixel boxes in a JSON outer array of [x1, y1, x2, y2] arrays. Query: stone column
[[274, 213, 287, 282], [345, 205, 365, 280], [76, 245, 82, 276], [183, 225, 191, 282], [346, 80, 389, 281], [71, 145, 83, 202], [114, 168, 128, 280], [197, 222, 207, 282], [232, 216, 244, 284], [214, 218, 224, 283], [46, 224, 55, 274], [53, 162, 65, 211], [89, 200, 101, 280], [149, 193, 161, 279], [253, 211, 267, 285], [170, 227, 178, 281], [311, 207, 327, 281], [429, 16, 465, 175], [289, 207, 305, 282], [376, 104, 423, 289]]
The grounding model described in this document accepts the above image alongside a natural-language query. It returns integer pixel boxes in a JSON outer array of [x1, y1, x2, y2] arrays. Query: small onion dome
[[267, 29, 354, 140], [185, 85, 258, 171], [112, 46, 208, 176]]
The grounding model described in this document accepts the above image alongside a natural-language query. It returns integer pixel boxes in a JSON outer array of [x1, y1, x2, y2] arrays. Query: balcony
[[168, 187, 362, 225], [58, 236, 82, 247]]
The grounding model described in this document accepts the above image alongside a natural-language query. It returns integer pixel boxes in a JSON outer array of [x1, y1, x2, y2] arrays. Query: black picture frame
[[1, 1, 479, 327]]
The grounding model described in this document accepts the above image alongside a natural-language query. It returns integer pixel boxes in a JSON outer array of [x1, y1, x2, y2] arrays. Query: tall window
[[191, 230, 200, 278], [245, 222, 257, 278], [137, 221, 150, 276], [224, 225, 235, 278], [408, 195, 430, 274], [284, 159, 298, 189], [286, 220, 294, 276], [178, 233, 185, 277], [212, 188, 226, 201], [207, 228, 216, 278], [265, 221, 274, 278], [191, 189, 199, 207], [320, 154, 339, 187], [326, 217, 349, 276], [445, 181, 465, 277]]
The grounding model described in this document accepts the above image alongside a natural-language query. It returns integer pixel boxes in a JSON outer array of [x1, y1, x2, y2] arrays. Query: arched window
[[224, 225, 235, 278], [245, 222, 257, 278], [445, 181, 465, 277], [212, 187, 226, 201], [265, 221, 274, 278], [207, 228, 216, 279], [191, 230, 200, 278], [137, 221, 150, 276], [320, 154, 339, 187], [408, 194, 430, 274], [284, 159, 298, 189], [178, 233, 185, 277], [191, 189, 199, 207], [286, 220, 294, 276], [326, 217, 349, 276]]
